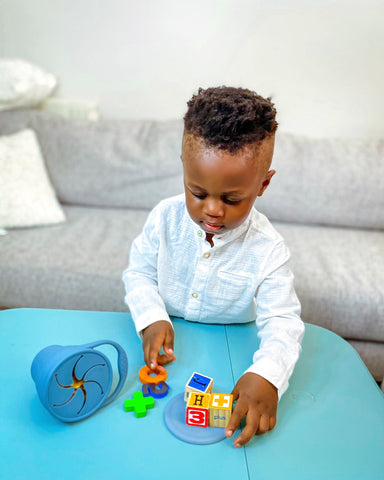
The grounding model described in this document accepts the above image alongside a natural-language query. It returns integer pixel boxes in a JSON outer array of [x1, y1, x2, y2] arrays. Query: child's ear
[[258, 170, 276, 197]]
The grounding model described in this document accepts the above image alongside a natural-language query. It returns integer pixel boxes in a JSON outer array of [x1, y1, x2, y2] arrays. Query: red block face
[[186, 406, 209, 427]]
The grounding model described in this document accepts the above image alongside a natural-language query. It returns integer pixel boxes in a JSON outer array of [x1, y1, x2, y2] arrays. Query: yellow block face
[[187, 392, 211, 409], [209, 393, 233, 411], [209, 393, 233, 428]]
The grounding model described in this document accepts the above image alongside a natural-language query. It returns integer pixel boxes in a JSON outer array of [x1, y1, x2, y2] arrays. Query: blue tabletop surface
[[0, 308, 383, 480]]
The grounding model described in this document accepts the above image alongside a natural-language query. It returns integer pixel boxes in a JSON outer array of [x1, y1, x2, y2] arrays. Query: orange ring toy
[[139, 365, 167, 385]]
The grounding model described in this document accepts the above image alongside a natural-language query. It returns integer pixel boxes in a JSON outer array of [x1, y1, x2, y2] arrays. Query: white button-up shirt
[[123, 194, 304, 395]]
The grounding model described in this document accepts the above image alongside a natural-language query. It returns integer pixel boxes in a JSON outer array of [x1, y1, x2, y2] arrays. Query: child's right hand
[[142, 320, 176, 373]]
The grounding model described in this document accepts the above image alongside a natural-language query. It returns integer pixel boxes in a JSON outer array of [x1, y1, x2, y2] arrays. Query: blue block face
[[188, 373, 211, 392]]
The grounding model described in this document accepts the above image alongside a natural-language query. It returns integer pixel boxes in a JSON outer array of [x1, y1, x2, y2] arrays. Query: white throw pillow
[[0, 129, 66, 228], [0, 59, 57, 111]]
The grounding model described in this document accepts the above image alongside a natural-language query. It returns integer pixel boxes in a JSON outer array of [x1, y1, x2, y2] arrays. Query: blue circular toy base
[[163, 393, 227, 445]]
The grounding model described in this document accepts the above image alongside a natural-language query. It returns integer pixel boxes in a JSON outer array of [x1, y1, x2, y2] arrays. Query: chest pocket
[[206, 269, 256, 306]]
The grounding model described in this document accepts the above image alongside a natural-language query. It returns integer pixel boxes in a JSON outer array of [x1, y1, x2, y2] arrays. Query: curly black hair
[[184, 86, 278, 153]]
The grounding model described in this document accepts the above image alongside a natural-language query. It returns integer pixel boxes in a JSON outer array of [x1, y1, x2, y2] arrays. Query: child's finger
[[143, 346, 156, 371], [225, 401, 246, 439], [143, 337, 163, 372], [269, 416, 277, 430], [149, 344, 172, 373], [163, 328, 175, 359], [148, 346, 163, 372], [225, 385, 240, 437], [157, 353, 175, 365], [256, 414, 270, 435], [229, 384, 240, 402], [233, 410, 260, 448]]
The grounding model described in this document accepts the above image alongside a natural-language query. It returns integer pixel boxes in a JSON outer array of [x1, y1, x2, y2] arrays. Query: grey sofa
[[1, 109, 383, 383]]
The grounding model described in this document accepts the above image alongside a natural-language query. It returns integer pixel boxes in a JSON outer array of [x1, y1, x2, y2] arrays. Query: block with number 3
[[186, 392, 211, 427]]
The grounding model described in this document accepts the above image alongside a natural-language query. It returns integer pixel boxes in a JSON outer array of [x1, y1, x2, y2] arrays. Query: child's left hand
[[225, 372, 278, 448]]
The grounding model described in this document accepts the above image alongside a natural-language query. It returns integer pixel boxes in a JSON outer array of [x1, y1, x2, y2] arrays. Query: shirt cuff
[[244, 356, 291, 399], [131, 307, 173, 337]]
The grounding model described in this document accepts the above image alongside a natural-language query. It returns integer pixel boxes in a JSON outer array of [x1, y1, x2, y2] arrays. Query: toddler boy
[[123, 86, 304, 447]]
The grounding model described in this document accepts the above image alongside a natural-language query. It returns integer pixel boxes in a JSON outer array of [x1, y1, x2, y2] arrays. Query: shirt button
[[197, 230, 203, 237], [192, 292, 199, 298], [203, 252, 210, 259]]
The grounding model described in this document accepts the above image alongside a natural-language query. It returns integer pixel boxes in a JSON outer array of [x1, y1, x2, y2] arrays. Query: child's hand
[[142, 320, 176, 374], [225, 372, 278, 448]]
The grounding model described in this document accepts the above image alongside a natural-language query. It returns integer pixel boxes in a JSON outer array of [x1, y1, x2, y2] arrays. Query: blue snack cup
[[31, 340, 128, 422]]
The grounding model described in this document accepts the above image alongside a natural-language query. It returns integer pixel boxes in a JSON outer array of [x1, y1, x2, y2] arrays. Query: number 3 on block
[[186, 407, 209, 427]]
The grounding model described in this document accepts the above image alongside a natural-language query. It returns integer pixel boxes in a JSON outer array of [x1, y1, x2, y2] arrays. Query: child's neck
[[205, 233, 214, 247]]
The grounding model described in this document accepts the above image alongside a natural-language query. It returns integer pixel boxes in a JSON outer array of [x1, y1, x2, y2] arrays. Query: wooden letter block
[[186, 392, 211, 427], [184, 372, 213, 402], [209, 393, 233, 428]]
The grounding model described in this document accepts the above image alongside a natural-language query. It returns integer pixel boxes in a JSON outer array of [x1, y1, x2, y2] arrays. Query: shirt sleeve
[[244, 241, 305, 398], [122, 204, 173, 335]]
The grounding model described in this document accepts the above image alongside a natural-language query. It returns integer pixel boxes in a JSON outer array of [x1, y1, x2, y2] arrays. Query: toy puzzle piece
[[142, 381, 169, 399], [124, 391, 155, 418], [186, 392, 211, 427], [184, 372, 213, 402]]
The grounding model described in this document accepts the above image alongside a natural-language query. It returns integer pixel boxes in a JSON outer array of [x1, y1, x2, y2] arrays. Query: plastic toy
[[142, 381, 169, 399], [139, 365, 167, 385], [31, 340, 128, 422], [124, 391, 155, 417]]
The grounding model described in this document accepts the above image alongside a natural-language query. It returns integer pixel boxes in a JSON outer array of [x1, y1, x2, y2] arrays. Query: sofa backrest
[[0, 109, 184, 210], [256, 133, 384, 230], [1, 109, 383, 229]]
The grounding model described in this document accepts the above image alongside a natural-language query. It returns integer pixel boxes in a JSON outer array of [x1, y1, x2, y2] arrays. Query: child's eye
[[223, 197, 241, 205], [192, 192, 207, 199]]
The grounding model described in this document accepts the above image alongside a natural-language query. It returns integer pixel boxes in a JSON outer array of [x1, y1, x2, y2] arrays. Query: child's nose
[[204, 198, 224, 217]]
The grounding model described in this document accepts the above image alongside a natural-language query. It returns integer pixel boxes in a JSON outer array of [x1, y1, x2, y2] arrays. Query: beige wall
[[1, 0, 383, 138]]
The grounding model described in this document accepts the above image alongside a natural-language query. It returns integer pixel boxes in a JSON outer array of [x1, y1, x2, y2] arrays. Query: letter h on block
[[186, 392, 211, 427], [184, 372, 213, 402], [209, 393, 233, 428]]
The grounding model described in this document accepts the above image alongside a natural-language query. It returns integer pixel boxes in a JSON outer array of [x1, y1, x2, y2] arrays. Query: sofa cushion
[[0, 59, 56, 111], [275, 221, 384, 342], [0, 205, 148, 311], [349, 339, 384, 382], [0, 109, 184, 209], [257, 134, 384, 229], [0, 128, 65, 228]]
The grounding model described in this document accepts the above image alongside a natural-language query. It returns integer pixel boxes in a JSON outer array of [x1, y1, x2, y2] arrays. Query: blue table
[[0, 309, 383, 480]]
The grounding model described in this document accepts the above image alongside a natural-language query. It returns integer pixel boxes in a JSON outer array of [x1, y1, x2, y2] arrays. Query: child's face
[[181, 133, 276, 236]]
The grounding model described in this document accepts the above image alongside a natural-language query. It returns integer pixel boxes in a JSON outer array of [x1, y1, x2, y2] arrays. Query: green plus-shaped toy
[[124, 391, 155, 417]]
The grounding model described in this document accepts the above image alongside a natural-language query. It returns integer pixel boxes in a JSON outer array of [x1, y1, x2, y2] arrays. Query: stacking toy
[[31, 340, 128, 422]]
